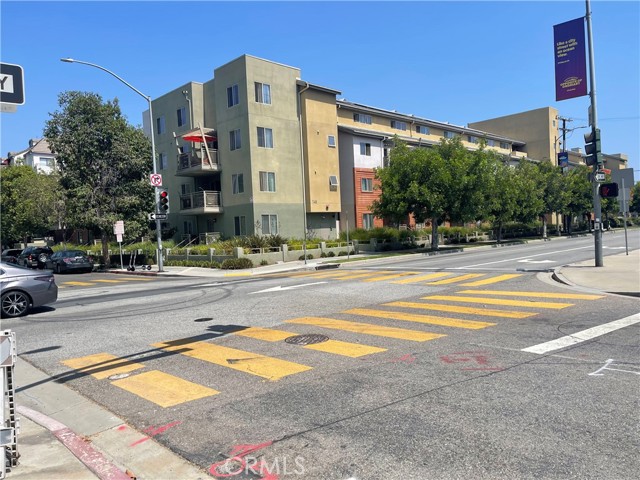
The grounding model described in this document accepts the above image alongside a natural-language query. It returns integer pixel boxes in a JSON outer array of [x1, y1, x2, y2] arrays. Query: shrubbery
[[220, 258, 254, 270]]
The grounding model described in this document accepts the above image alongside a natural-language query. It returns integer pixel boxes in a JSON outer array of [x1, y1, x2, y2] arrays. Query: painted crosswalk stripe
[[152, 340, 312, 380], [362, 272, 421, 282], [233, 327, 386, 357], [384, 301, 536, 319], [422, 295, 574, 309], [459, 274, 523, 286], [285, 317, 445, 342], [62, 281, 95, 286], [93, 279, 128, 283], [62, 353, 145, 379], [111, 370, 219, 407], [457, 290, 604, 300], [345, 308, 495, 329], [114, 277, 154, 281], [427, 273, 485, 285], [391, 272, 454, 284], [522, 313, 640, 354]]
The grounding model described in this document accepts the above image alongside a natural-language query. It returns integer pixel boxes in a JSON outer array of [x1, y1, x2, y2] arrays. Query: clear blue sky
[[2, 1, 639, 176]]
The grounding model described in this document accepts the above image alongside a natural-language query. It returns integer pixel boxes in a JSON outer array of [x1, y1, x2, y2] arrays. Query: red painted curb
[[16, 406, 131, 480]]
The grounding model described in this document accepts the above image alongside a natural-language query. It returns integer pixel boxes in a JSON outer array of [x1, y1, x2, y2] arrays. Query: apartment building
[[6, 138, 56, 174]]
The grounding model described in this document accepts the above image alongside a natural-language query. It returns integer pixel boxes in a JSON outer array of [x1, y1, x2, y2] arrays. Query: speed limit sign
[[150, 173, 163, 187]]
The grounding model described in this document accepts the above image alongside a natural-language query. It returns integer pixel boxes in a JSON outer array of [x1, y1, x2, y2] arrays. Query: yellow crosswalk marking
[[62, 353, 145, 379], [457, 290, 605, 300], [384, 301, 536, 319], [459, 274, 523, 286], [362, 272, 421, 282], [422, 295, 574, 309], [112, 277, 153, 281], [286, 317, 445, 342], [62, 281, 95, 286], [233, 327, 386, 357], [427, 273, 485, 285], [391, 272, 454, 284], [152, 340, 311, 381], [345, 308, 495, 329], [93, 279, 127, 283], [335, 271, 392, 280], [111, 370, 219, 407]]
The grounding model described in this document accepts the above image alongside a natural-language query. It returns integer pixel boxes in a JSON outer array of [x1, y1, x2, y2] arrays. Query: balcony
[[176, 148, 220, 176], [179, 190, 223, 214]]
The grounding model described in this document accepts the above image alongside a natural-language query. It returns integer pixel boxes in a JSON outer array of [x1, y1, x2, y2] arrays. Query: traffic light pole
[[585, 0, 603, 267]]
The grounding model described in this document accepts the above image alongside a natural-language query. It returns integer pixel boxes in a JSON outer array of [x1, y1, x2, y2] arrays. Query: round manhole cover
[[285, 334, 329, 346]]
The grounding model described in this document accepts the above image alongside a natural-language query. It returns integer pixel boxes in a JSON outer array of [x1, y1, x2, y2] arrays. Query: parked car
[[0, 262, 58, 317], [17, 246, 54, 269], [1, 249, 23, 264], [46, 250, 94, 274]]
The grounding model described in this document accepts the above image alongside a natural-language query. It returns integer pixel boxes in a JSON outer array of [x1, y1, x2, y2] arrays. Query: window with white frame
[[444, 130, 455, 139], [487, 139, 496, 147], [255, 82, 271, 104], [257, 127, 274, 148], [328, 135, 336, 147], [234, 216, 246, 235], [353, 113, 372, 124], [360, 142, 371, 156], [259, 171, 276, 192], [159, 152, 168, 170], [329, 175, 339, 187], [39, 157, 54, 167], [363, 213, 374, 230], [156, 115, 165, 134], [391, 120, 407, 131], [416, 125, 430, 135], [261, 214, 278, 235], [361, 178, 373, 192], [227, 84, 239, 107], [177, 107, 187, 127], [232, 173, 244, 194], [229, 129, 241, 151]]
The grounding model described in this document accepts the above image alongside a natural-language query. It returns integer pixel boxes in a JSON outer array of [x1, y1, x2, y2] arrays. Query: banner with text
[[554, 17, 587, 101]]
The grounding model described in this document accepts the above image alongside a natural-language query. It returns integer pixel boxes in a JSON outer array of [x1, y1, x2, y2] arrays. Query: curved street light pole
[[60, 58, 164, 271]]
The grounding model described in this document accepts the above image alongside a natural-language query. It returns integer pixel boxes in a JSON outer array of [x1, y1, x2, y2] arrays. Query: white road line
[[522, 313, 640, 354], [460, 245, 592, 269]]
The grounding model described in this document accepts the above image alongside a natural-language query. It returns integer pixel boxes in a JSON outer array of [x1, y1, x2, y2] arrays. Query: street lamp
[[60, 58, 164, 271]]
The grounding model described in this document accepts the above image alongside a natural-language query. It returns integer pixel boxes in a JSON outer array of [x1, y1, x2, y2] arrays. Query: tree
[[44, 91, 154, 265], [0, 166, 59, 247], [561, 166, 592, 234], [535, 161, 565, 238], [629, 181, 640, 215]]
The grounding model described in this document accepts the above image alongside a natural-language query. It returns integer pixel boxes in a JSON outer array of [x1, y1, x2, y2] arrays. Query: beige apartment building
[[149, 55, 628, 242]]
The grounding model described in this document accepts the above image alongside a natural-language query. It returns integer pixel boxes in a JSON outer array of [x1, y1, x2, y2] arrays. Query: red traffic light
[[599, 183, 619, 198], [159, 190, 169, 210]]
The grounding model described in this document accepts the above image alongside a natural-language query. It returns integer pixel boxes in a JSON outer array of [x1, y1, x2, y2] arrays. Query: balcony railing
[[179, 190, 223, 214], [176, 148, 220, 176]]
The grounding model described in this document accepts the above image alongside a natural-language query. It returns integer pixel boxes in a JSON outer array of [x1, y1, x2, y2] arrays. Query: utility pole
[[557, 116, 573, 153]]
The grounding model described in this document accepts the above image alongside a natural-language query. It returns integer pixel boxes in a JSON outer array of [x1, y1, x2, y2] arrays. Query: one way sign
[[149, 213, 168, 221], [0, 63, 25, 106]]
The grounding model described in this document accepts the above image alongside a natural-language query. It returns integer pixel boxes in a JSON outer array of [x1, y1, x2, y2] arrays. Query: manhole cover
[[285, 334, 329, 346]]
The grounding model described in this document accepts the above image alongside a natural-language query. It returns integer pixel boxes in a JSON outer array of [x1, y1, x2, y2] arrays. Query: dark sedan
[[1, 249, 22, 264], [46, 250, 94, 274], [0, 263, 58, 317]]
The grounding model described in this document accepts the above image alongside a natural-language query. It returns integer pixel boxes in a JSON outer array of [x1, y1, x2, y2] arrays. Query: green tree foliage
[[629, 181, 640, 215], [0, 166, 60, 247], [44, 91, 154, 264], [535, 161, 565, 237], [561, 165, 592, 234]]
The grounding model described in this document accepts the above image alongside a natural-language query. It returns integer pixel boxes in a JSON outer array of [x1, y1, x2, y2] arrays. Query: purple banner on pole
[[554, 17, 588, 101]]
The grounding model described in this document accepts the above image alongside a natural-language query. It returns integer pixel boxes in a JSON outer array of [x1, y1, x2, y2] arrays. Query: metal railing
[[179, 190, 222, 211], [177, 149, 219, 172]]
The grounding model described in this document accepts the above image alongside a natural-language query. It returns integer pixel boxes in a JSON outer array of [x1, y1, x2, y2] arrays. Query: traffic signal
[[584, 128, 602, 167], [600, 182, 619, 198], [159, 190, 169, 212]]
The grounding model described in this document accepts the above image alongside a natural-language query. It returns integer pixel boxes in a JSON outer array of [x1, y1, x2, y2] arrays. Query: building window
[[361, 178, 373, 192], [360, 142, 371, 156], [229, 129, 241, 151], [467, 135, 479, 144], [328, 135, 336, 147], [363, 213, 374, 230], [159, 152, 168, 170], [329, 175, 339, 187], [232, 174, 244, 194], [261, 214, 278, 235], [500, 141, 509, 149], [353, 113, 372, 124], [487, 139, 496, 147], [444, 131, 455, 139], [227, 84, 239, 107], [255, 82, 271, 104], [177, 107, 187, 127], [391, 120, 407, 131], [259, 171, 276, 192], [257, 127, 274, 148], [234, 216, 246, 236], [39, 158, 54, 167], [156, 115, 165, 134], [416, 125, 430, 135]]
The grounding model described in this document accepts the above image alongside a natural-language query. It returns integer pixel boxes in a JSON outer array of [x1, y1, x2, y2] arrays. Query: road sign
[[149, 213, 168, 221], [0, 63, 25, 105], [150, 173, 163, 187], [114, 220, 124, 235], [595, 172, 605, 182]]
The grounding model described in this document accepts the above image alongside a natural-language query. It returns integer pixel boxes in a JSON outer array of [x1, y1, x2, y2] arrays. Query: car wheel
[[38, 253, 48, 263], [1, 291, 30, 318]]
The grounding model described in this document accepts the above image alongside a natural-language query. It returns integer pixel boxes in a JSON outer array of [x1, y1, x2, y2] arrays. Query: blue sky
[[1, 1, 639, 175]]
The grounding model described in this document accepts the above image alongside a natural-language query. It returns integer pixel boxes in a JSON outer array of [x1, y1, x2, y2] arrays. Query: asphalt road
[[6, 233, 640, 479]]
